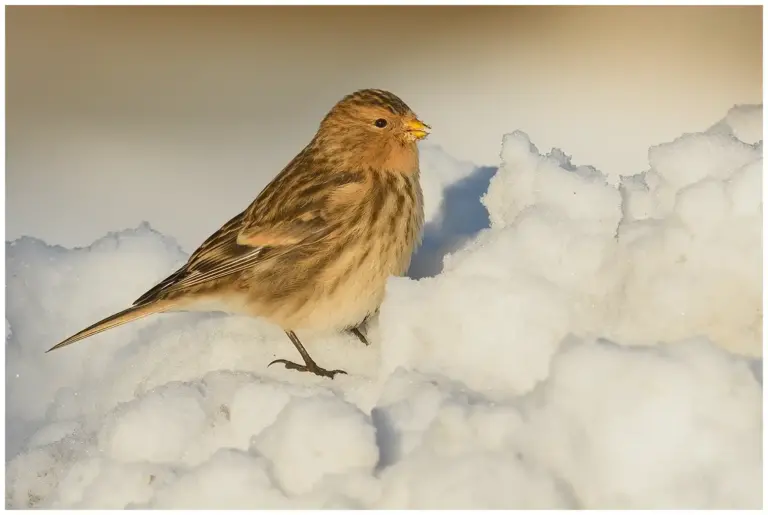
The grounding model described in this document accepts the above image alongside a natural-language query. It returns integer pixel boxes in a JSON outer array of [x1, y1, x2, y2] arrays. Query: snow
[[5, 105, 763, 509]]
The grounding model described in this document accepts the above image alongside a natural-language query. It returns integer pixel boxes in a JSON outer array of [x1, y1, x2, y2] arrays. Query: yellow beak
[[405, 119, 431, 140]]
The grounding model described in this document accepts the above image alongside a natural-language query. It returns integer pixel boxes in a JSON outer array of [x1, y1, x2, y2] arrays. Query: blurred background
[[6, 5, 762, 251]]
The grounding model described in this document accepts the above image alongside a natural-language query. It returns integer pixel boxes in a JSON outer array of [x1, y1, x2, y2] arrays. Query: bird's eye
[[374, 118, 388, 128]]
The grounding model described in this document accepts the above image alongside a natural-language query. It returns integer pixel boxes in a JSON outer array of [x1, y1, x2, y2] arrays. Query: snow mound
[[5, 105, 762, 509]]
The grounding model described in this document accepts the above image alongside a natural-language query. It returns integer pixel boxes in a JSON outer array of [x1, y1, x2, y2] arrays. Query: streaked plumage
[[48, 89, 429, 378]]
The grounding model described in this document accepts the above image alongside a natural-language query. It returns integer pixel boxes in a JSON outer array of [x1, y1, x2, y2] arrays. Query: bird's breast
[[291, 177, 423, 332]]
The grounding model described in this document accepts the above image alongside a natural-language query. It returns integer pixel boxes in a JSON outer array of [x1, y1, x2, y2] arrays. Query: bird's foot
[[268, 358, 347, 379], [349, 326, 370, 346]]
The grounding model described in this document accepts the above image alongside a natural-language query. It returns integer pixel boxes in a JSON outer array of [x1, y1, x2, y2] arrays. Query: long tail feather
[[46, 301, 172, 352]]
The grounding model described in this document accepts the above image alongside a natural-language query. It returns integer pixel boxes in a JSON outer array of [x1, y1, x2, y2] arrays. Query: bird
[[47, 88, 429, 379]]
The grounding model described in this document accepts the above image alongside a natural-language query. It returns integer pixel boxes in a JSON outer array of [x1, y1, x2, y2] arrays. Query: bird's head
[[313, 89, 430, 173]]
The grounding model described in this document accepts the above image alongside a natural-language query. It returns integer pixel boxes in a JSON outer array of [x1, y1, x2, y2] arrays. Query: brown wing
[[133, 150, 366, 305], [133, 204, 332, 304], [133, 210, 248, 304]]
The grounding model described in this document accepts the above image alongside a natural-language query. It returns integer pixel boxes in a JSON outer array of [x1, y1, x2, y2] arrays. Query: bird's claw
[[349, 327, 370, 346], [268, 358, 347, 379]]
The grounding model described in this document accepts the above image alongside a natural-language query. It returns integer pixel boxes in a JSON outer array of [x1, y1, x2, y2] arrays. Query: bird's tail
[[46, 300, 173, 352]]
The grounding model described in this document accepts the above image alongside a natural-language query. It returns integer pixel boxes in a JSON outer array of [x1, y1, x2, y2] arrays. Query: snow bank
[[5, 105, 762, 509]]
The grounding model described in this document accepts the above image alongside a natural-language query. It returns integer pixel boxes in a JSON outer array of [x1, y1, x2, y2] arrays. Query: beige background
[[6, 6, 762, 251]]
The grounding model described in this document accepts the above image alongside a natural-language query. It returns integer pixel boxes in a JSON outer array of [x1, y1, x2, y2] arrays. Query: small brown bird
[[48, 89, 429, 378]]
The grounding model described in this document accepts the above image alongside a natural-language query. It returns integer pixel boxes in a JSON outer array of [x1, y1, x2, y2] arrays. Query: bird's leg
[[347, 312, 373, 345], [349, 326, 369, 346], [268, 330, 347, 379]]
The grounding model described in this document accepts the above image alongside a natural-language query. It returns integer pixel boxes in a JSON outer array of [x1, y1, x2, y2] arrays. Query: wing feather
[[134, 204, 332, 302], [133, 158, 363, 304]]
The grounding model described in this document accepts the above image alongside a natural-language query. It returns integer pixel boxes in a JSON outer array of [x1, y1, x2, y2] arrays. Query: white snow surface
[[5, 105, 763, 509]]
